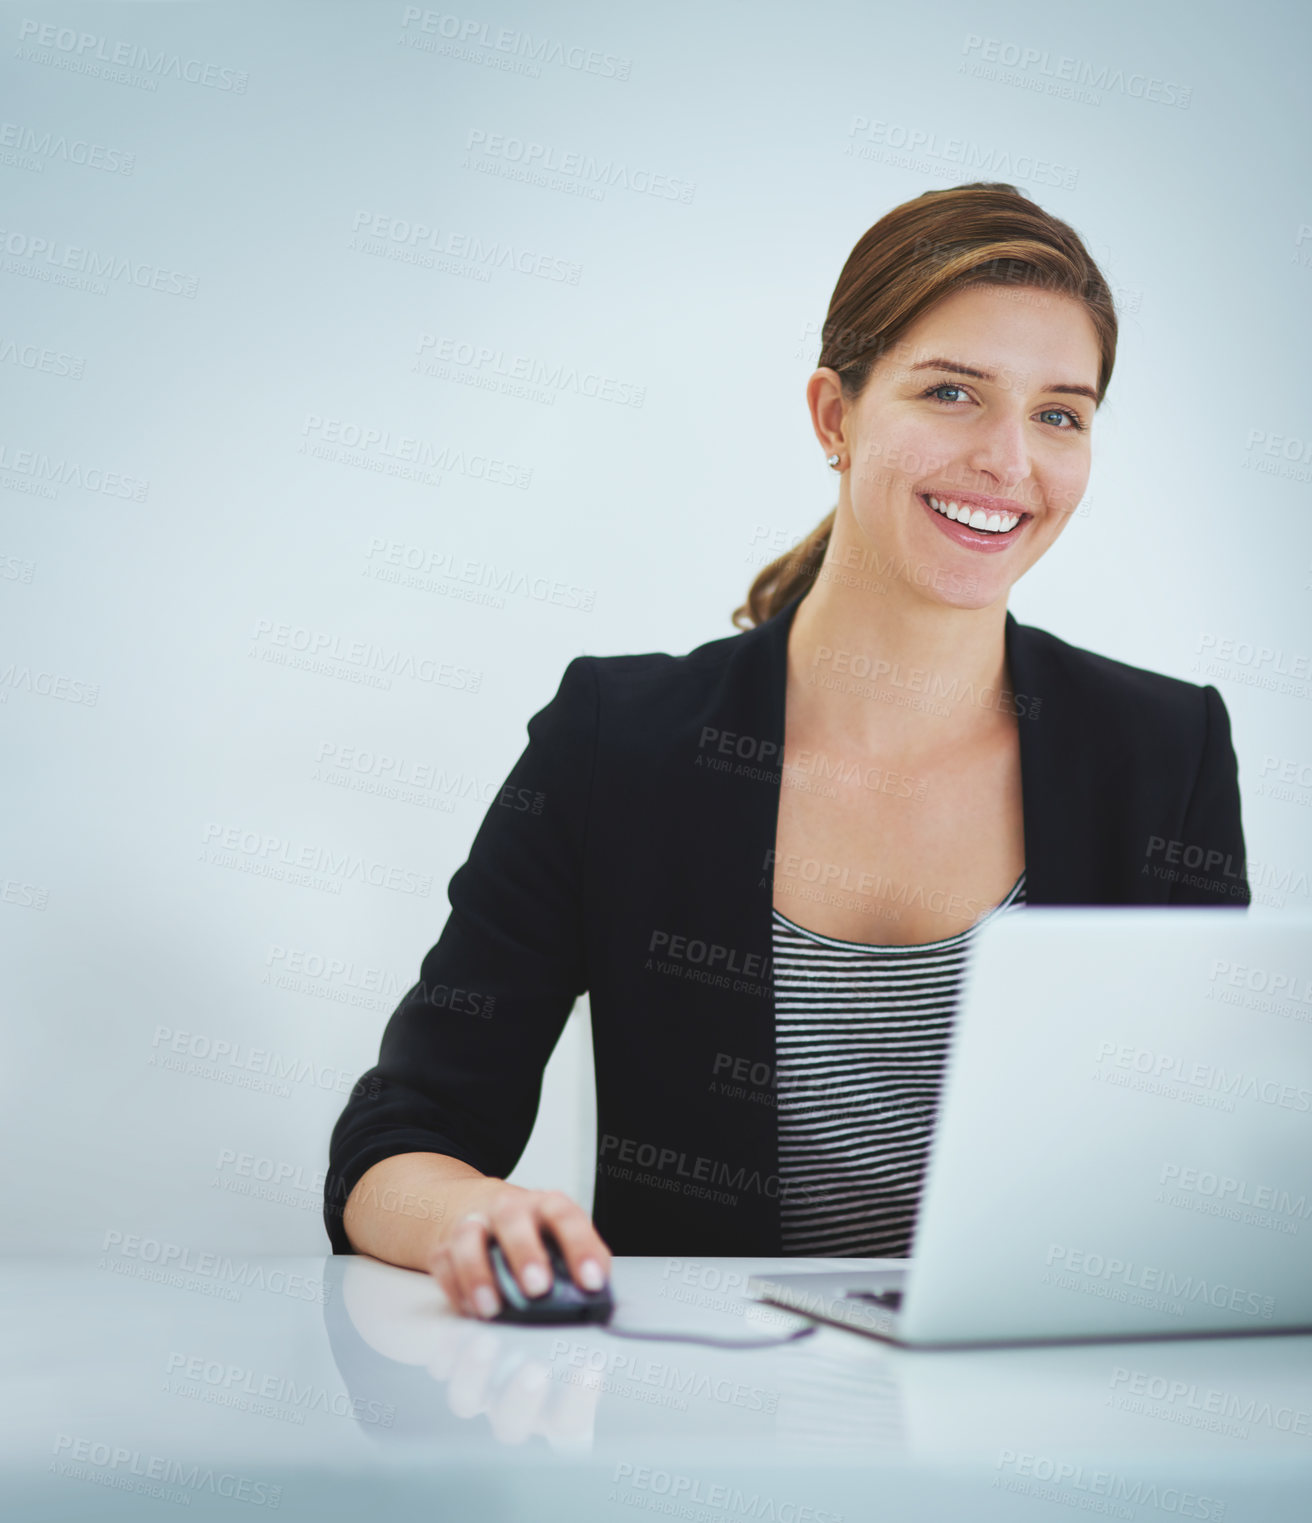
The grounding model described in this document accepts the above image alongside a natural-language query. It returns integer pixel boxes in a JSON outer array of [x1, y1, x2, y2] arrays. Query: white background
[[3, 0, 1309, 1255]]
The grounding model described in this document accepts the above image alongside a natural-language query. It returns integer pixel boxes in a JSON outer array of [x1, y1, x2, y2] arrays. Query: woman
[[325, 181, 1250, 1320]]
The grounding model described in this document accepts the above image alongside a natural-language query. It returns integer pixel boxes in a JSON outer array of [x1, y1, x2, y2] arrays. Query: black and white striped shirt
[[772, 871, 1027, 1257]]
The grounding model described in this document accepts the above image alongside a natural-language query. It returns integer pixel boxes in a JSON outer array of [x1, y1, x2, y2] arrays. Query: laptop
[[748, 907, 1312, 1347]]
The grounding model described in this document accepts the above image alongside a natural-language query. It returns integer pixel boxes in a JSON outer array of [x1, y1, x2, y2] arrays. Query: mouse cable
[[601, 1321, 817, 1349]]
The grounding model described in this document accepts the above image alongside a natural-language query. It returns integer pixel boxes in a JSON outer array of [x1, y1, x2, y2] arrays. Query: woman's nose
[[963, 416, 1030, 487]]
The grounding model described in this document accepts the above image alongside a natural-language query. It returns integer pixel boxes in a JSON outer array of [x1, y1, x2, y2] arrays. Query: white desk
[[4, 1253, 1310, 1520]]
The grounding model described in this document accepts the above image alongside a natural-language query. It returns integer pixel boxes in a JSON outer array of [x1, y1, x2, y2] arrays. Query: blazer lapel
[[1005, 610, 1104, 906]]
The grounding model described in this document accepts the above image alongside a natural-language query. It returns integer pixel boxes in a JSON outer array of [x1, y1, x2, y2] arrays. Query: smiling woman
[[327, 181, 1251, 1299], [737, 180, 1114, 628], [745, 184, 1122, 949]]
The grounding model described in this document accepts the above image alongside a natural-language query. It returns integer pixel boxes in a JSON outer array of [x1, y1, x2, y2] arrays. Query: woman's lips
[[917, 492, 1029, 553]]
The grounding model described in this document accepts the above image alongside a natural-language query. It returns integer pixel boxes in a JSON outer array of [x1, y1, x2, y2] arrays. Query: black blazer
[[324, 590, 1251, 1257]]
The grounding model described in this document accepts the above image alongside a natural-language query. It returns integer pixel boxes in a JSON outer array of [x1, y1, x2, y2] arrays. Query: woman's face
[[819, 281, 1102, 610]]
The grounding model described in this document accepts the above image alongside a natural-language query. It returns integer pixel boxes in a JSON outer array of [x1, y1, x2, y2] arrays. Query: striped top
[[772, 871, 1027, 1257]]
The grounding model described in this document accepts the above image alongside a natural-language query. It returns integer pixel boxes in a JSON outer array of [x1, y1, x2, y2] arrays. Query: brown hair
[[732, 181, 1118, 629]]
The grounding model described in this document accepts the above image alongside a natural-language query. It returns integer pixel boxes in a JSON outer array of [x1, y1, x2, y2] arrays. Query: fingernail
[[578, 1258, 605, 1291], [522, 1262, 550, 1297], [473, 1285, 499, 1319]]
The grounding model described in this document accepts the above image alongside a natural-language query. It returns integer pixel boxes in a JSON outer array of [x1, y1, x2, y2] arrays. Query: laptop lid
[[897, 907, 1312, 1345]]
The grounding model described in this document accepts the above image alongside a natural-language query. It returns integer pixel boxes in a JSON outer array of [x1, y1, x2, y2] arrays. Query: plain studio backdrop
[[3, 0, 1309, 1256]]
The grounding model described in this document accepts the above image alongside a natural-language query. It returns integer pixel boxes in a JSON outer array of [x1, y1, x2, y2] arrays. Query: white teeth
[[926, 495, 1021, 535]]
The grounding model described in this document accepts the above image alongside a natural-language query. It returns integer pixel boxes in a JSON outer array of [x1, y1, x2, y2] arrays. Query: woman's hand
[[426, 1180, 612, 1320]]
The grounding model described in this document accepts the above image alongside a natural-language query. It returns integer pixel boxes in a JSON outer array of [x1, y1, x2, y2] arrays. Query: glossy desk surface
[[4, 1254, 1310, 1521]]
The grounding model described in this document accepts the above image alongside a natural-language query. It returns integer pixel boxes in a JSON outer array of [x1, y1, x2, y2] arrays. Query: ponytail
[[731, 509, 835, 631]]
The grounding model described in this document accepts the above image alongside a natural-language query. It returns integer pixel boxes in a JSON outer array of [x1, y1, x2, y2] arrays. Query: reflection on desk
[[3, 1254, 1309, 1521]]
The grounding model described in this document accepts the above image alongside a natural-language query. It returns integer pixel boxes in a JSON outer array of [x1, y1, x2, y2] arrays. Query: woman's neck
[[784, 518, 1014, 758]]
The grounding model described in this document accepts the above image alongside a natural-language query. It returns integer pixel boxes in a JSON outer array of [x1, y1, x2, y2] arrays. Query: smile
[[923, 493, 1023, 535]]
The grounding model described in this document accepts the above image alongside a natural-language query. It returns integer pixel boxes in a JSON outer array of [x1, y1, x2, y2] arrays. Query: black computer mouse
[[486, 1230, 614, 1324]]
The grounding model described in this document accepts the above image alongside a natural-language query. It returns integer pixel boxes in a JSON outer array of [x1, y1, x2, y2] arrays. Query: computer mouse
[[486, 1230, 613, 1324]]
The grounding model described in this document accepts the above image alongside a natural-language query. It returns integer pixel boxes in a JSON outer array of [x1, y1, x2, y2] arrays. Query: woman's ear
[[807, 367, 847, 460]]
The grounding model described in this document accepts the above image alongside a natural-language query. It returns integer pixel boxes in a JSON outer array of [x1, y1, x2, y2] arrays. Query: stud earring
[[826, 453, 842, 470]]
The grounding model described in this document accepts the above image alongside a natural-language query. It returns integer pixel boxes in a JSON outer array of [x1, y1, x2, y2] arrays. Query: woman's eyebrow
[[908, 356, 1097, 403]]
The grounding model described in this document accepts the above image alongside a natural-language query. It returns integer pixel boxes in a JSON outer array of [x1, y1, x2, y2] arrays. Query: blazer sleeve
[[1168, 683, 1251, 908], [324, 655, 599, 1253]]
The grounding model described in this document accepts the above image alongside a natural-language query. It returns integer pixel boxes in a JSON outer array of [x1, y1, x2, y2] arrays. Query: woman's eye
[[1038, 408, 1081, 429], [923, 384, 1086, 432]]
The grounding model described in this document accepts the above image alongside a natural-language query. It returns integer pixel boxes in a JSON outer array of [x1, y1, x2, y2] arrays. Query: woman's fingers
[[445, 1209, 501, 1319], [489, 1195, 556, 1302], [426, 1252, 467, 1317], [534, 1191, 612, 1292], [429, 1186, 616, 1317]]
